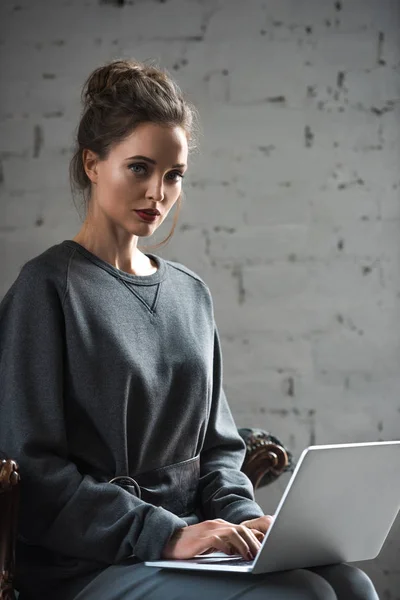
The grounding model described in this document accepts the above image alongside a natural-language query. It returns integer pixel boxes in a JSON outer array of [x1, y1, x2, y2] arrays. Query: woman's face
[[83, 122, 188, 237]]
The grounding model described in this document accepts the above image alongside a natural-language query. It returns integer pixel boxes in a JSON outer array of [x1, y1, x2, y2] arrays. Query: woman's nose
[[146, 178, 164, 202]]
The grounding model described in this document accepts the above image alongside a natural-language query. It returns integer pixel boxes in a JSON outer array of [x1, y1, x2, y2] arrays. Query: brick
[[118, 0, 204, 40], [0, 119, 33, 155], [0, 80, 31, 119], [313, 331, 400, 376], [324, 0, 400, 33], [156, 227, 210, 275], [305, 108, 382, 154], [315, 404, 387, 444], [220, 331, 314, 381], [179, 183, 249, 230], [1, 189, 79, 231], [210, 224, 308, 264], [346, 67, 400, 109], [2, 156, 70, 191], [242, 263, 309, 302], [252, 0, 338, 29], [244, 181, 311, 227], [303, 221, 399, 260], [310, 187, 381, 223], [203, 1, 267, 42], [239, 258, 400, 337], [227, 39, 312, 106], [314, 31, 378, 70], [222, 374, 300, 414]]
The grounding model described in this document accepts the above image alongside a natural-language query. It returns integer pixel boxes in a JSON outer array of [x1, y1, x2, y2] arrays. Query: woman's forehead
[[114, 123, 188, 164]]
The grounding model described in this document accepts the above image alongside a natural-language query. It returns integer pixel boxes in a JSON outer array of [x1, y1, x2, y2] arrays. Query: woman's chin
[[124, 222, 159, 238]]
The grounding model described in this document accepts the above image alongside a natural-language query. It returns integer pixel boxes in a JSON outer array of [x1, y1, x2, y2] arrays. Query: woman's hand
[[161, 518, 265, 561], [240, 514, 274, 535]]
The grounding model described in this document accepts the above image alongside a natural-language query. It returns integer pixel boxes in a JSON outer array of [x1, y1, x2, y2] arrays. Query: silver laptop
[[145, 441, 400, 574]]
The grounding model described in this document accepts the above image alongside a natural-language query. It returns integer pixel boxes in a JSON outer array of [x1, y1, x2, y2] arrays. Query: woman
[[0, 59, 378, 599]]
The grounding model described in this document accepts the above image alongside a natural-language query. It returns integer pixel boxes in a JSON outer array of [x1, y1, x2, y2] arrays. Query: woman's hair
[[69, 58, 199, 250]]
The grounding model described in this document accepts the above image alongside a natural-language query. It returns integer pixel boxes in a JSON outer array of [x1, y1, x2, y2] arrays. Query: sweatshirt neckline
[[62, 240, 167, 285]]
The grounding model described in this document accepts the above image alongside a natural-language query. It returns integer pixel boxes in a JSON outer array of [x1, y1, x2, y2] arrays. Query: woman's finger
[[241, 515, 273, 534], [207, 535, 241, 557], [211, 530, 251, 559], [200, 524, 261, 559], [235, 525, 262, 558], [251, 529, 265, 542]]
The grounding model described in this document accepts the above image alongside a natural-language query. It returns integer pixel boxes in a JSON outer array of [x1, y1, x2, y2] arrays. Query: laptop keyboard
[[196, 558, 254, 566]]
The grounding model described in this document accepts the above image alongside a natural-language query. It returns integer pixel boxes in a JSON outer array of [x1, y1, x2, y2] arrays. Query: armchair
[[0, 459, 19, 600]]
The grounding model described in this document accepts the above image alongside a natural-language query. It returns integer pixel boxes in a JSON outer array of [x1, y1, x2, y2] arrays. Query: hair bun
[[82, 59, 147, 108]]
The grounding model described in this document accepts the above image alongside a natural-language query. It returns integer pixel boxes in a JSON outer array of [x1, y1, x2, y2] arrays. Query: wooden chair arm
[[239, 428, 294, 490], [0, 459, 20, 600]]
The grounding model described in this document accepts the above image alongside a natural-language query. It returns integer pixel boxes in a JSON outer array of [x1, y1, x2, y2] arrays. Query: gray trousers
[[60, 560, 379, 600]]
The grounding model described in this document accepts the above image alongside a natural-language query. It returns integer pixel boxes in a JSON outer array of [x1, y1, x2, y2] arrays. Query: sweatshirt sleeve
[[198, 324, 265, 523], [0, 263, 187, 564]]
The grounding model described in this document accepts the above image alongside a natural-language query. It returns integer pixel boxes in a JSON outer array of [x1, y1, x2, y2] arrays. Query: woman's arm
[[198, 325, 265, 524], [0, 262, 187, 563]]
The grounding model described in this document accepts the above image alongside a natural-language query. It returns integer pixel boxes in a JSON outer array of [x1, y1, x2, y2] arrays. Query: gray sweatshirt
[[0, 240, 263, 589]]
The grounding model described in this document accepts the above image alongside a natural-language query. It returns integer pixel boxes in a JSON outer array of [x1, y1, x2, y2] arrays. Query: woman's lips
[[134, 210, 159, 223]]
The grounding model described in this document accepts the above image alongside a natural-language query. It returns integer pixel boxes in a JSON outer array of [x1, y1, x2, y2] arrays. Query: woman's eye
[[129, 163, 147, 175], [166, 171, 184, 182]]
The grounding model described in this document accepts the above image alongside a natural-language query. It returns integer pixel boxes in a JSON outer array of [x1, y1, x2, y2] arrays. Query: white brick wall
[[1, 0, 399, 595]]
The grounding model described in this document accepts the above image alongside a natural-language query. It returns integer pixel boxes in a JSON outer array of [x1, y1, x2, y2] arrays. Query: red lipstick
[[134, 210, 160, 223]]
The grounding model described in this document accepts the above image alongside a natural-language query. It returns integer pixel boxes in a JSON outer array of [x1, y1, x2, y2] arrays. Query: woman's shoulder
[[2, 241, 75, 305], [162, 258, 214, 310], [164, 258, 209, 290]]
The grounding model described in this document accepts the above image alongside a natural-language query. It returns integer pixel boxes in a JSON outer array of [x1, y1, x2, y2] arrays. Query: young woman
[[0, 59, 378, 599]]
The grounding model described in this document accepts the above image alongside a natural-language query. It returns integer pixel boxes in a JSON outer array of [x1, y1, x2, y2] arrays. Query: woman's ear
[[82, 149, 99, 184]]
